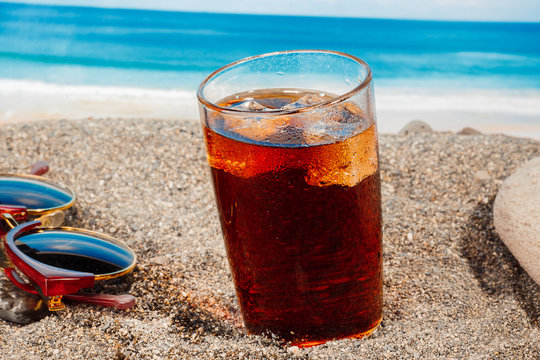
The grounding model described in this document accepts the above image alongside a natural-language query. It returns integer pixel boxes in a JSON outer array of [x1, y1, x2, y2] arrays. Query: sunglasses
[[0, 162, 137, 312]]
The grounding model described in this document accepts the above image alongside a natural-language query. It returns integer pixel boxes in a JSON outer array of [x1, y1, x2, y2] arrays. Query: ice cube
[[300, 118, 339, 145], [304, 124, 379, 187], [264, 124, 305, 146], [224, 116, 292, 143], [300, 103, 369, 145], [281, 94, 326, 110], [228, 99, 269, 112], [335, 103, 365, 124]]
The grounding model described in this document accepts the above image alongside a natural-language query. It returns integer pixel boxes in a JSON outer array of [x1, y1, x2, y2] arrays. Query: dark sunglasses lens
[[14, 230, 135, 275], [0, 176, 74, 210]]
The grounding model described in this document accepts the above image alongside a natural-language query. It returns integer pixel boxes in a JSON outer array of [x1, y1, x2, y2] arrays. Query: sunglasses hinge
[[47, 295, 66, 311], [1, 212, 23, 229]]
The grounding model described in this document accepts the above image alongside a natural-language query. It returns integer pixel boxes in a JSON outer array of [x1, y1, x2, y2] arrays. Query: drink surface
[[203, 89, 382, 345]]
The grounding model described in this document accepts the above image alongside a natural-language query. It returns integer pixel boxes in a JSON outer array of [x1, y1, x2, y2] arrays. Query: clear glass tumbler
[[197, 50, 382, 346]]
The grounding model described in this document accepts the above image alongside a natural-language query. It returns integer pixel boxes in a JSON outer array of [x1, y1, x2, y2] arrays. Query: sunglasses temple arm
[[63, 293, 136, 310], [3, 268, 39, 295], [3, 269, 134, 311]]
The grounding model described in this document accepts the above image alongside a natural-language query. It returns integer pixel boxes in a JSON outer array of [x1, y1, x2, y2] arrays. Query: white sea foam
[[1, 79, 539, 139], [376, 87, 540, 116], [375, 86, 540, 139], [0, 79, 195, 99], [0, 79, 199, 123]]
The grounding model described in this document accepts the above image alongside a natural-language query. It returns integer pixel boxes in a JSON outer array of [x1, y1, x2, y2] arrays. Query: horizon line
[[1, 1, 540, 24]]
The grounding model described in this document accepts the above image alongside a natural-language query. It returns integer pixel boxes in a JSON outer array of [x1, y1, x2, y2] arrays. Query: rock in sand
[[493, 156, 540, 286], [398, 120, 433, 136]]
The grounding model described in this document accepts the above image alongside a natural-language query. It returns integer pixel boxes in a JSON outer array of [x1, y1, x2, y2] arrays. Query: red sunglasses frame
[[4, 220, 97, 296], [0, 165, 137, 311], [2, 215, 137, 311]]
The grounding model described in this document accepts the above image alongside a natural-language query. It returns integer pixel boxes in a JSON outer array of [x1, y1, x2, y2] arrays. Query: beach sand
[[0, 117, 539, 359]]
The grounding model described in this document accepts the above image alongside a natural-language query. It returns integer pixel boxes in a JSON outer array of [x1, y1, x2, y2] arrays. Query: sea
[[1, 2, 539, 136]]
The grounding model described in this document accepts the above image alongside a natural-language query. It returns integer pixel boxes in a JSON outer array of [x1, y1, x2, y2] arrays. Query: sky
[[3, 0, 540, 22]]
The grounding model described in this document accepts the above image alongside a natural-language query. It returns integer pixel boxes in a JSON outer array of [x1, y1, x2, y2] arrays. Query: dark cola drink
[[201, 88, 382, 346]]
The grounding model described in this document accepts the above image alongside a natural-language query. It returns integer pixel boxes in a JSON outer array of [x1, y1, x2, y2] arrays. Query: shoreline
[[1, 79, 539, 140]]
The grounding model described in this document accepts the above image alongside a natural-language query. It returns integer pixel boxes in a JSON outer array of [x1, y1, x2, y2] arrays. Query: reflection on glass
[[0, 176, 73, 210]]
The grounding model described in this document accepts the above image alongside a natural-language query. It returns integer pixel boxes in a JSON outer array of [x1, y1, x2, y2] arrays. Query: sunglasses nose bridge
[[36, 210, 65, 227]]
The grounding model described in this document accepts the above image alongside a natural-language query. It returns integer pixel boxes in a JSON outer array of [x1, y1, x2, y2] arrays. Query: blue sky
[[3, 0, 540, 22]]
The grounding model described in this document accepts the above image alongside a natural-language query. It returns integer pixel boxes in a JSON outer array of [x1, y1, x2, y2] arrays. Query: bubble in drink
[[202, 88, 382, 345]]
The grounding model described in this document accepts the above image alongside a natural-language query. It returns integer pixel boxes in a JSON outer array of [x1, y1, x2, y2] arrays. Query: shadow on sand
[[459, 197, 539, 326]]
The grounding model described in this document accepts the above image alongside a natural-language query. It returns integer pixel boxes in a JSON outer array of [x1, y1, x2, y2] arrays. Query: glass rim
[[196, 49, 373, 115]]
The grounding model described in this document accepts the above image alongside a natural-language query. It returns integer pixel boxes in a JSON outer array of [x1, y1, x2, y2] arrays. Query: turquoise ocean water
[[1, 2, 540, 91]]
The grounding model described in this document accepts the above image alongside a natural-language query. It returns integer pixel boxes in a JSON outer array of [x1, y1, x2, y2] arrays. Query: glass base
[[288, 317, 383, 348]]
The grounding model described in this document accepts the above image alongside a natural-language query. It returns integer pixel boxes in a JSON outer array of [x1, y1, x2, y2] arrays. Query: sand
[[0, 118, 539, 359]]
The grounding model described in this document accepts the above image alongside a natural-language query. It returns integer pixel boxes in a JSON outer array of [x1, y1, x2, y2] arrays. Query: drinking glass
[[197, 50, 382, 346]]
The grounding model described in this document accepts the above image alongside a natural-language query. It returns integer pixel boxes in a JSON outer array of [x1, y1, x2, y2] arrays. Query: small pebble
[[474, 170, 490, 181], [458, 127, 482, 135], [288, 346, 300, 355]]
